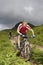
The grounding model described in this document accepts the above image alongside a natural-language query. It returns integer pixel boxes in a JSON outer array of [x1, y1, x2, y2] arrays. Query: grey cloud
[[0, 0, 43, 30]]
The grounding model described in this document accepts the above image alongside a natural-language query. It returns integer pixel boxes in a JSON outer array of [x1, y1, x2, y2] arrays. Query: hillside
[[0, 25, 43, 65], [28, 24, 43, 46]]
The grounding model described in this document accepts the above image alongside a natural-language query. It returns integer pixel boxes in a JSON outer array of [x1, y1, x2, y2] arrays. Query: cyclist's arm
[[29, 29, 35, 36], [26, 25, 35, 36], [17, 28, 20, 34], [17, 24, 22, 35]]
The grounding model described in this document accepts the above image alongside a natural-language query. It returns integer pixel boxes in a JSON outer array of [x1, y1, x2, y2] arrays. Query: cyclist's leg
[[18, 34, 21, 49]]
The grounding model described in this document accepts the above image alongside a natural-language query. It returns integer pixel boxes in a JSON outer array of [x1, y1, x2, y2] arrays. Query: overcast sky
[[0, 0, 43, 30]]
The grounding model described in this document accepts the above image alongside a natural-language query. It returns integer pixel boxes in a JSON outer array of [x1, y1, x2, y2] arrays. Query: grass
[[0, 30, 31, 65], [0, 25, 43, 65], [27, 25, 43, 46]]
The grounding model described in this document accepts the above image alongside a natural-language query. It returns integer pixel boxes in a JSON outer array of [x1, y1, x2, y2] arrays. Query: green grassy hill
[[27, 24, 43, 46], [0, 25, 43, 65]]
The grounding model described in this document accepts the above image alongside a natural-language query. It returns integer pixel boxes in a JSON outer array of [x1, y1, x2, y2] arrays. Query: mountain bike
[[17, 35, 32, 60], [9, 33, 34, 61]]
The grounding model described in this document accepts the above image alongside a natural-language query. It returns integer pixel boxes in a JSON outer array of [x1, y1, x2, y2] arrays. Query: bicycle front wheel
[[24, 42, 32, 60]]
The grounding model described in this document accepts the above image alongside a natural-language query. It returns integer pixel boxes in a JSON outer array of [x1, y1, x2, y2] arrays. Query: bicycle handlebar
[[21, 35, 35, 39]]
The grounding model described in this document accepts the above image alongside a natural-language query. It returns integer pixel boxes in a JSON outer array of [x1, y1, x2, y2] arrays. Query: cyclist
[[17, 21, 35, 49]]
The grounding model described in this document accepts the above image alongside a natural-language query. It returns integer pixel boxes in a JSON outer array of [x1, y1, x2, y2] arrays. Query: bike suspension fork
[[24, 41, 27, 54]]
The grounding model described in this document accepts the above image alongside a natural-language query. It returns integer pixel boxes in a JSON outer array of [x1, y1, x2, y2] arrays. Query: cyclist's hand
[[31, 34, 35, 38], [19, 33, 22, 36], [32, 34, 35, 38]]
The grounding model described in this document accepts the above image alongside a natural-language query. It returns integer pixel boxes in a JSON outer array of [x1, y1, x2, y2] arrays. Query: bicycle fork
[[24, 41, 30, 54], [24, 42, 26, 54]]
